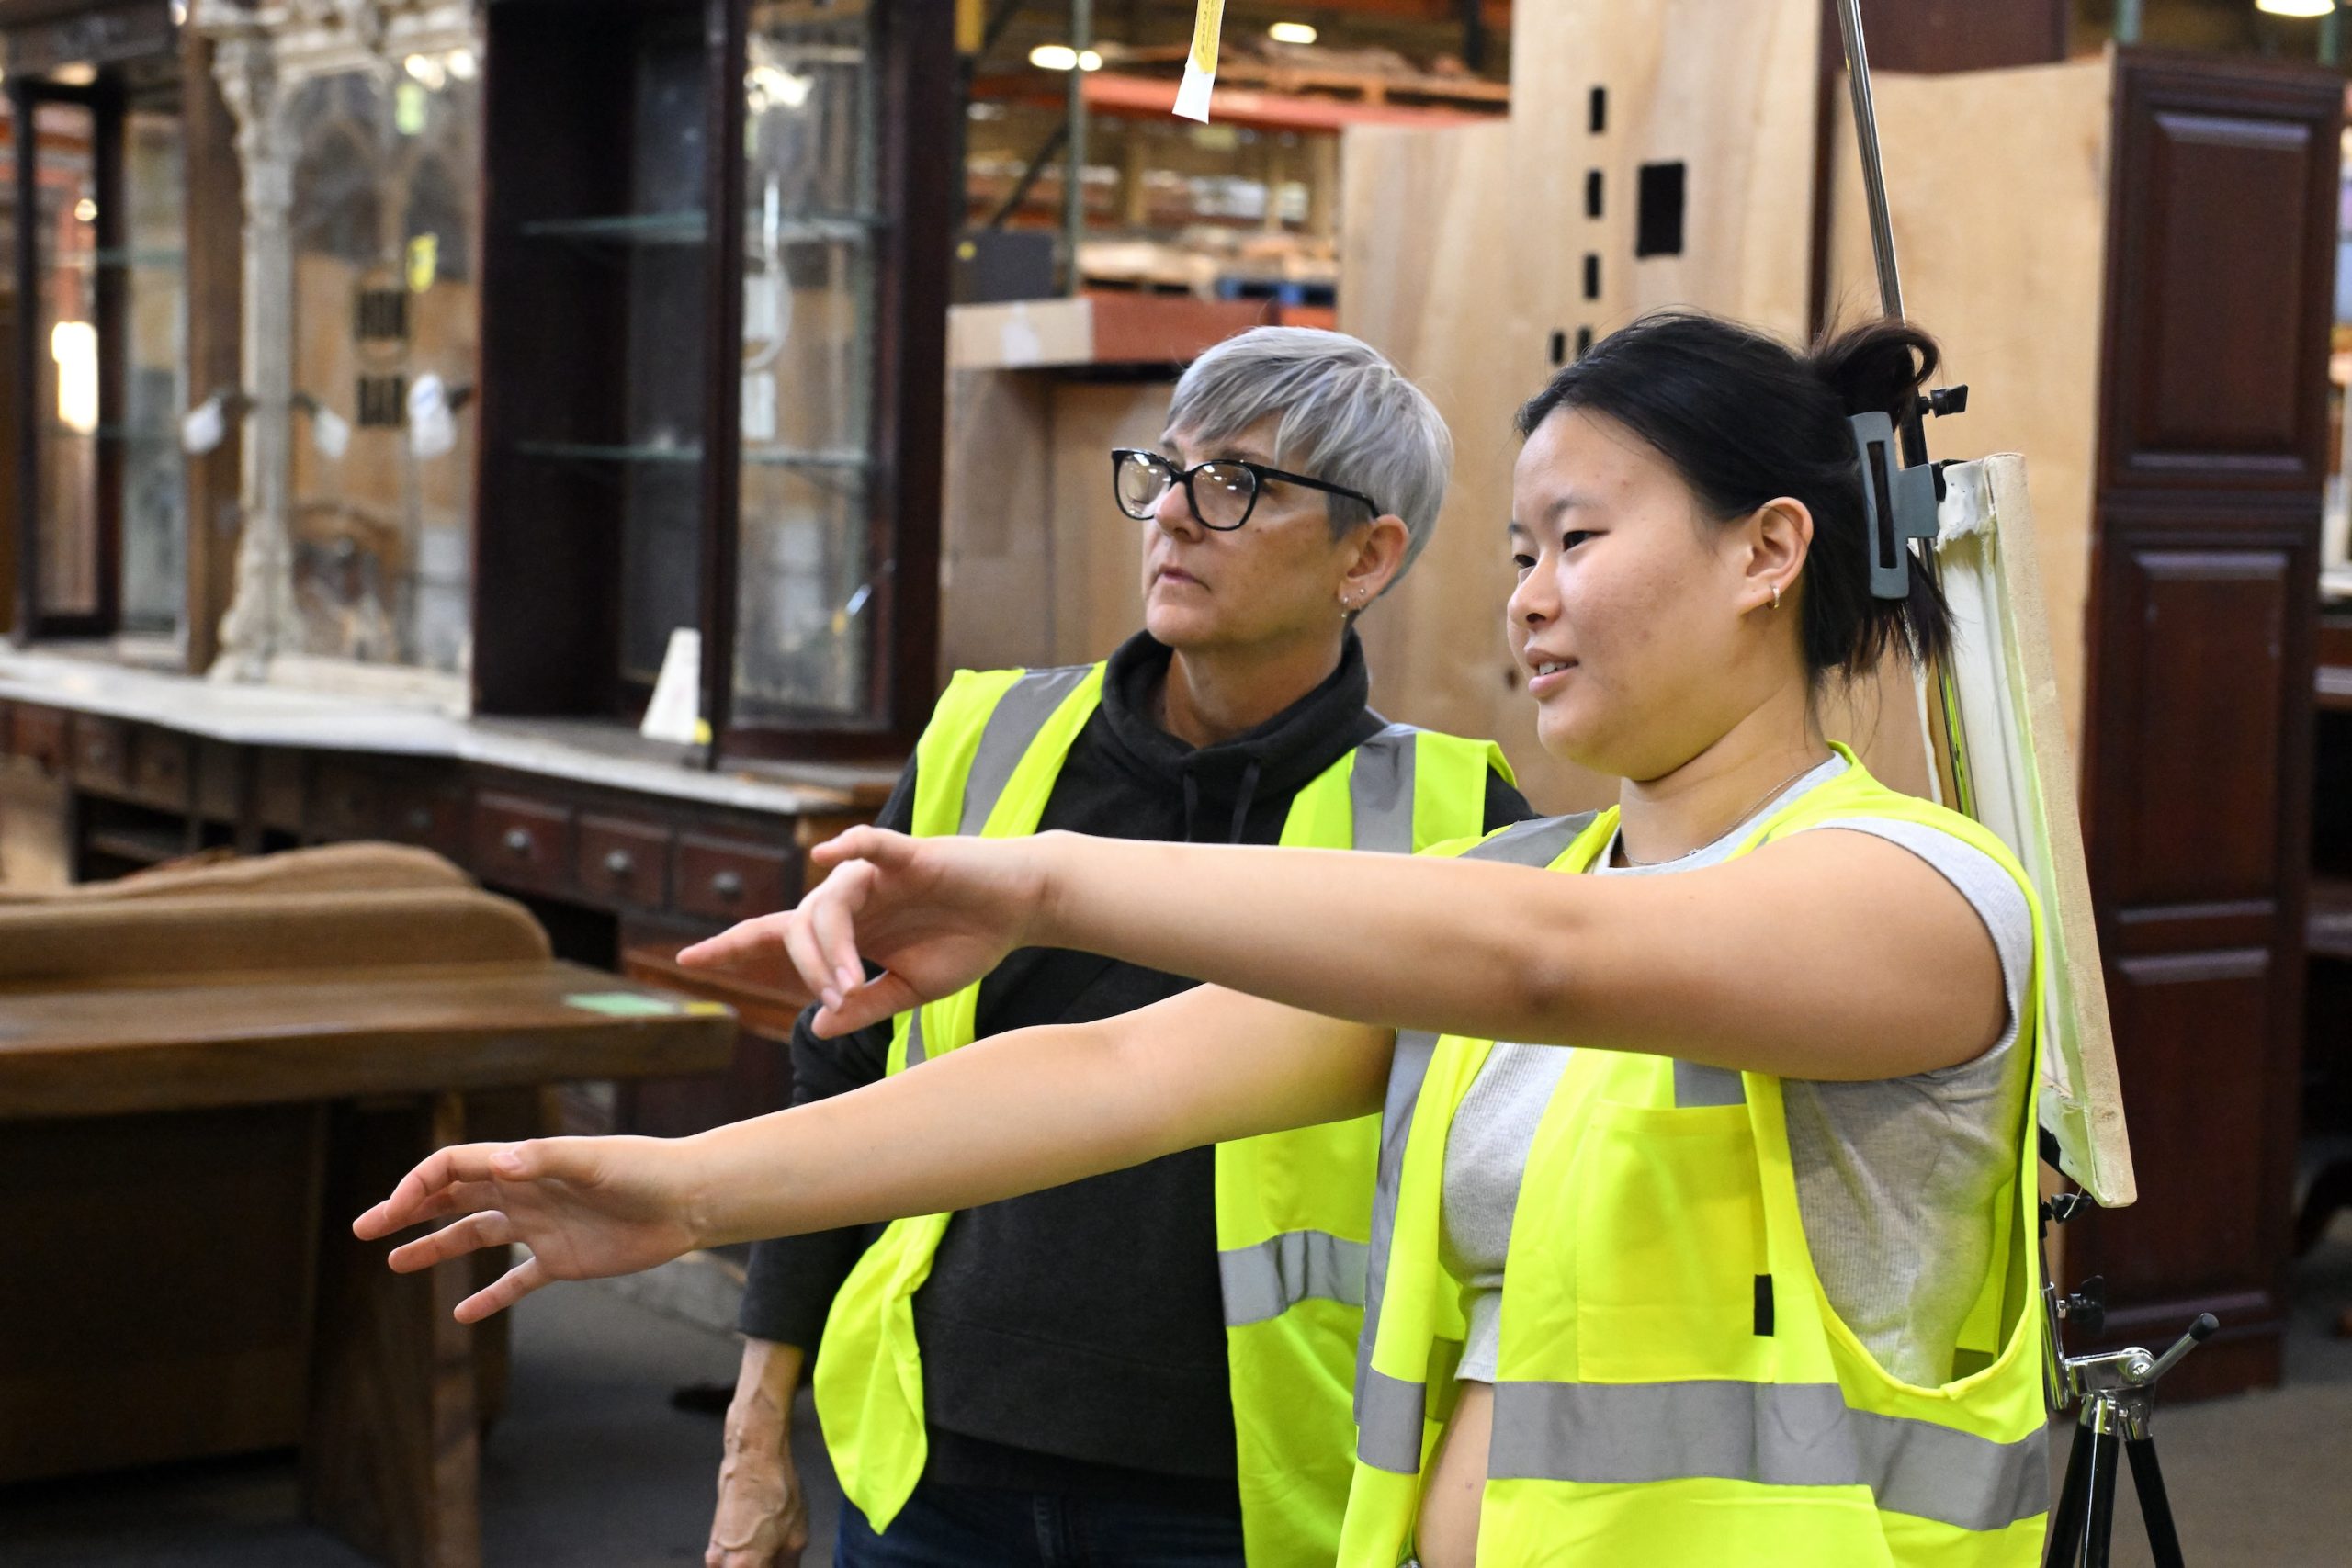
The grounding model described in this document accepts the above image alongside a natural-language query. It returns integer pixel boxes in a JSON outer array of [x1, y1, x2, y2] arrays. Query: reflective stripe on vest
[[1487, 1380, 2047, 1533], [1219, 1228, 1369, 1326], [1341, 755, 2052, 1566]]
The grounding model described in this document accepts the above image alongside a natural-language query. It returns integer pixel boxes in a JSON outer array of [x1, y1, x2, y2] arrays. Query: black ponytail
[[1514, 310, 1953, 682]]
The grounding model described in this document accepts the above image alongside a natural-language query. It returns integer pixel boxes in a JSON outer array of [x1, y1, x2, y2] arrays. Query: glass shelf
[[514, 439, 705, 465], [741, 446, 870, 469], [519, 211, 708, 245], [746, 212, 882, 246], [64, 246, 187, 272]]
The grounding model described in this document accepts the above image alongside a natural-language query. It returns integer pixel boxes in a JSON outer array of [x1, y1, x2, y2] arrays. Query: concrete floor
[[5, 1221, 2348, 1568]]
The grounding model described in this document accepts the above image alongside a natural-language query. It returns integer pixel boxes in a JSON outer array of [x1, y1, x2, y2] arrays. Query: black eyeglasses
[[1111, 448, 1382, 532]]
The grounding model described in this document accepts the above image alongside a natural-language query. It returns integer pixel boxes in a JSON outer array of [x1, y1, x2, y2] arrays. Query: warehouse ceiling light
[[1030, 44, 1104, 71], [2257, 0, 2335, 16], [1269, 21, 1318, 44]]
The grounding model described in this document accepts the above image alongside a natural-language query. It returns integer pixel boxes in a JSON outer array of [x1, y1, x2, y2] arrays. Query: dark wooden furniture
[[2062, 52, 2343, 1400], [473, 0, 954, 760], [0, 950, 734, 1568], [0, 671, 887, 1134], [2302, 607, 2352, 1255]]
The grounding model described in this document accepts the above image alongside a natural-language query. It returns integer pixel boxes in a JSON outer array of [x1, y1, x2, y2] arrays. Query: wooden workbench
[[0, 959, 735, 1568]]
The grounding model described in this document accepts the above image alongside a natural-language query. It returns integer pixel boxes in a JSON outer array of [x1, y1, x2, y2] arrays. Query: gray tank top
[[1437, 756, 2035, 1389]]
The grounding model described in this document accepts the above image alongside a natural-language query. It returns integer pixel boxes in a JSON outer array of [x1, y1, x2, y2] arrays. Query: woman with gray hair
[[683, 326, 1526, 1566]]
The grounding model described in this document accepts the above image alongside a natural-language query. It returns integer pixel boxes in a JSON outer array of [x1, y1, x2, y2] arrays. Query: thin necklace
[[1614, 753, 1834, 868]]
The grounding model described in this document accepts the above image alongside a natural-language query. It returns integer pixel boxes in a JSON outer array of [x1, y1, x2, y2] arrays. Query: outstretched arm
[[356, 985, 1388, 1321], [705, 823, 2005, 1084]]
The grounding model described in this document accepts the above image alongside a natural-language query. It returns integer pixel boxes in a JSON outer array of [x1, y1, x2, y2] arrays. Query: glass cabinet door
[[283, 53, 480, 675], [114, 96, 187, 640], [732, 0, 879, 725], [28, 97, 102, 628]]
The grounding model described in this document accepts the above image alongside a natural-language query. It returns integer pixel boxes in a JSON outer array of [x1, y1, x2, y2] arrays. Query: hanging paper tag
[[311, 403, 352, 461], [181, 393, 226, 455], [409, 372, 458, 459], [1175, 0, 1225, 122]]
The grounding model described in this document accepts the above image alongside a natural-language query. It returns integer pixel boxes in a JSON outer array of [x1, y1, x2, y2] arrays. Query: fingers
[[813, 968, 920, 1038], [354, 1142, 527, 1238], [677, 916, 816, 1005], [806, 880, 867, 1003], [454, 1251, 548, 1323], [808, 824, 917, 871], [387, 1208, 514, 1274]]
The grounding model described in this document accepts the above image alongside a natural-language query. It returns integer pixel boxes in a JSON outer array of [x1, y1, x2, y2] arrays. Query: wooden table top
[[0, 961, 738, 1120]]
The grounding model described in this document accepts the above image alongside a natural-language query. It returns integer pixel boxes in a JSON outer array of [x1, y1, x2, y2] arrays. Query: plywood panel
[[1508, 0, 1821, 393], [1340, 121, 1616, 816], [1824, 59, 2113, 761]]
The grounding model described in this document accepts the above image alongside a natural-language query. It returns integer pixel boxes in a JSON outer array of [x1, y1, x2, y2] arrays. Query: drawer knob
[[711, 869, 744, 901], [405, 807, 434, 832], [604, 848, 637, 879], [503, 826, 535, 857]]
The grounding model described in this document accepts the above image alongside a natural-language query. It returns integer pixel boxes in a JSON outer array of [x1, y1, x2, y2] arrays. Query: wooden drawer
[[472, 792, 575, 896], [577, 815, 672, 908], [674, 832, 794, 923], [195, 742, 244, 820], [71, 715, 130, 795], [128, 728, 193, 811], [10, 705, 70, 773], [383, 778, 470, 861], [256, 750, 305, 831], [309, 760, 384, 841]]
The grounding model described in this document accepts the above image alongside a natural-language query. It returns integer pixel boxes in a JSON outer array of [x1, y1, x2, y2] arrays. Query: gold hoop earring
[[1770, 583, 1782, 611]]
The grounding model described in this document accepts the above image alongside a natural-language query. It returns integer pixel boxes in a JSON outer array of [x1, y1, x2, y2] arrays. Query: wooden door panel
[[2098, 545, 2292, 908], [2097, 950, 2278, 1297], [2102, 57, 2342, 491]]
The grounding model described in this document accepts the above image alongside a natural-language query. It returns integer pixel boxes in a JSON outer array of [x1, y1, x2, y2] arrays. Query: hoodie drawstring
[[1227, 760, 1262, 845]]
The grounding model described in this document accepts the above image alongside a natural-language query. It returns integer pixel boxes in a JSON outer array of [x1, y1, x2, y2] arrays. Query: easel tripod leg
[[2076, 1422, 2120, 1568], [2126, 1436, 2188, 1568], [2045, 1421, 2094, 1568]]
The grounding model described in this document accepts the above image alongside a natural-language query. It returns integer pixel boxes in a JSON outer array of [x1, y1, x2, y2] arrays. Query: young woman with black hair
[[360, 313, 2052, 1567]]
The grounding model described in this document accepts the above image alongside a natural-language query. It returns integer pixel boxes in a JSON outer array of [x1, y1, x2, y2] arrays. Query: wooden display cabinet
[[474, 0, 954, 761]]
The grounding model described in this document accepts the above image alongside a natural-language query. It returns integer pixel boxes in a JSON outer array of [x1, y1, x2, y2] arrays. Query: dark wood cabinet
[[2066, 52, 2342, 1398]]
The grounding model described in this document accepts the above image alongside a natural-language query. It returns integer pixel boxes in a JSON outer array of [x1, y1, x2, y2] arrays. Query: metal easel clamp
[[1851, 410, 1939, 600]]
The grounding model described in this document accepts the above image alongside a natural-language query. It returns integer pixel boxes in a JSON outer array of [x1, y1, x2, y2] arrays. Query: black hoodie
[[737, 630, 1531, 1504]]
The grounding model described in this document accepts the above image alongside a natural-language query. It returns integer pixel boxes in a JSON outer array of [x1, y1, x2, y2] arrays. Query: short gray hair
[[1165, 326, 1452, 583]]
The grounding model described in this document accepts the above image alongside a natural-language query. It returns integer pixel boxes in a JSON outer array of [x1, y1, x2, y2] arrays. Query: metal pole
[[1833, 0, 1905, 321], [1064, 0, 1091, 296], [2114, 0, 2143, 46]]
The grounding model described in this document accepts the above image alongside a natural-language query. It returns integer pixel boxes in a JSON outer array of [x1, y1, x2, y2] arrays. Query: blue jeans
[[834, 1481, 1246, 1568]]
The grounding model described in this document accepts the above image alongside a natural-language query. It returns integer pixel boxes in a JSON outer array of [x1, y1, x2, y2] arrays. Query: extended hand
[[352, 1135, 705, 1321], [677, 827, 1049, 1036]]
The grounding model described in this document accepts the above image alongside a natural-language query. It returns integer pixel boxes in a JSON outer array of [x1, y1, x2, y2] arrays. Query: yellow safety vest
[[1340, 750, 2051, 1567], [815, 661, 1515, 1567]]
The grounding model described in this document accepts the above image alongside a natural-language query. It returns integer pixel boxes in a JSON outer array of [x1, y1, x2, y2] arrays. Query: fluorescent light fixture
[[1030, 44, 1103, 71], [52, 62, 96, 86], [2257, 0, 2335, 15], [1269, 21, 1318, 45]]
